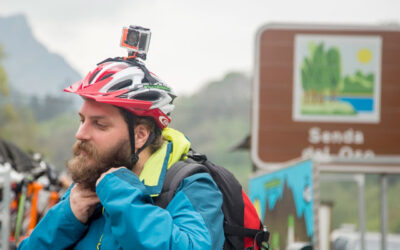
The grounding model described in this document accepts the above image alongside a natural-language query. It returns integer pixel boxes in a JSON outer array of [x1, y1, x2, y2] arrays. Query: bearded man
[[18, 58, 225, 249]]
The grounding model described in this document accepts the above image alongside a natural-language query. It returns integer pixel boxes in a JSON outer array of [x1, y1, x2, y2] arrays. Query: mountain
[[0, 14, 81, 97]]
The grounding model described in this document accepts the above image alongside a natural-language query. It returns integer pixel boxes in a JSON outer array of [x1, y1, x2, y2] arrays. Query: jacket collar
[[138, 128, 190, 196]]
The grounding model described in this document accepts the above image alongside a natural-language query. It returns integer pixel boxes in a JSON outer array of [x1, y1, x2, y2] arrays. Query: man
[[18, 58, 225, 249]]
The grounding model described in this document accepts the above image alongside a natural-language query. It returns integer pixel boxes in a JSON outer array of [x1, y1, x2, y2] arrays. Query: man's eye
[[95, 121, 106, 128]]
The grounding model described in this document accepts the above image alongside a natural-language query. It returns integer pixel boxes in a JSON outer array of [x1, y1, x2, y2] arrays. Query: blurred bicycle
[[0, 139, 68, 249]]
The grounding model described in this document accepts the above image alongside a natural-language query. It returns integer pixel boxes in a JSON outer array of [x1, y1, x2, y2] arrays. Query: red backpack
[[154, 151, 270, 250]]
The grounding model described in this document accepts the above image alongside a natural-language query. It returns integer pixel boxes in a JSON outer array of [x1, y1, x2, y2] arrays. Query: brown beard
[[67, 139, 131, 191]]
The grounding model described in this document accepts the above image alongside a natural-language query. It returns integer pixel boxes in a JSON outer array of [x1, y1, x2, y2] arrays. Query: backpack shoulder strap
[[153, 159, 208, 208]]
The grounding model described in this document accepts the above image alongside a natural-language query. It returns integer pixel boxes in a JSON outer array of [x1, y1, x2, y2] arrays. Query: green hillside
[[340, 70, 374, 95], [170, 72, 253, 188]]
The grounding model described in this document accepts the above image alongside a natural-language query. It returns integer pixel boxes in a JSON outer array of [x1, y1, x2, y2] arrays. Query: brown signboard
[[251, 23, 400, 167]]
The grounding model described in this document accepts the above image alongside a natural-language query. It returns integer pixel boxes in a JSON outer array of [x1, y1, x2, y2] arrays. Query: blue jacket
[[18, 128, 224, 249]]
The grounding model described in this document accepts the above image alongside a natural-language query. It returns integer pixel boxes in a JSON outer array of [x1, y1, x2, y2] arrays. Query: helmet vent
[[132, 91, 160, 101], [108, 79, 133, 91], [89, 70, 100, 84], [98, 73, 114, 82]]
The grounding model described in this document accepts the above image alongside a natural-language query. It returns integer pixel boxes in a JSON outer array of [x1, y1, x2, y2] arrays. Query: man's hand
[[96, 167, 127, 187], [70, 184, 100, 224]]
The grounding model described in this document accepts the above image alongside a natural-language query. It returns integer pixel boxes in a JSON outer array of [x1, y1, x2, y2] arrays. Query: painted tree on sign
[[301, 42, 341, 104], [326, 47, 341, 100]]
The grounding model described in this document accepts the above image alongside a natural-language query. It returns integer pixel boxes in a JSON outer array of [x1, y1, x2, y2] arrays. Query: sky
[[1, 0, 399, 95]]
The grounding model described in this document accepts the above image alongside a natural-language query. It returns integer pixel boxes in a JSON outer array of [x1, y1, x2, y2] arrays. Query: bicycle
[[8, 153, 64, 248]]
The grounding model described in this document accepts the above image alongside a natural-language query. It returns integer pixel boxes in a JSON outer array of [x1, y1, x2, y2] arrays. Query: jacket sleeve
[[17, 187, 88, 250], [96, 167, 225, 249]]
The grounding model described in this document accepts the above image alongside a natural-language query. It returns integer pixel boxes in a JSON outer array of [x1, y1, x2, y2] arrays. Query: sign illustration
[[293, 35, 382, 123]]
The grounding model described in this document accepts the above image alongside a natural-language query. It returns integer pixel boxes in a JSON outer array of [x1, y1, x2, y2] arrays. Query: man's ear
[[134, 124, 150, 150]]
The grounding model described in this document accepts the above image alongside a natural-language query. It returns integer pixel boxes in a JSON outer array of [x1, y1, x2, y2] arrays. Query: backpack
[[154, 151, 270, 250]]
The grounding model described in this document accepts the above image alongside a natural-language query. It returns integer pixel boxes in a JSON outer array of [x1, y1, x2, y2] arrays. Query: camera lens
[[126, 30, 139, 46]]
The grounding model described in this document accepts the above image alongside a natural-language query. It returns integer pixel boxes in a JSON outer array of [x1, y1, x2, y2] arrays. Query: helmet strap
[[135, 131, 155, 160], [124, 110, 156, 169], [124, 111, 138, 167]]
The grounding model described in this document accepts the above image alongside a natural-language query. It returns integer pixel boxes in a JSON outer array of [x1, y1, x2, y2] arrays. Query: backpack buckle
[[187, 149, 207, 163], [191, 153, 207, 163], [255, 226, 270, 250]]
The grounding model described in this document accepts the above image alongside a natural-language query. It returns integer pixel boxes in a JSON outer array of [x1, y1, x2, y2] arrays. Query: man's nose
[[75, 122, 91, 141]]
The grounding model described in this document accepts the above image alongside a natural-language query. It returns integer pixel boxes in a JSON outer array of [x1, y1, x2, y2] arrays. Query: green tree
[[0, 44, 39, 152], [326, 47, 341, 100], [0, 45, 16, 124], [0, 45, 8, 97], [301, 58, 312, 103], [312, 43, 328, 102], [301, 42, 342, 104], [301, 43, 326, 103]]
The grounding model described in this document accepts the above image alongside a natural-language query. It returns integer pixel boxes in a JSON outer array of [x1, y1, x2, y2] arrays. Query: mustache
[[72, 140, 98, 158], [68, 139, 132, 191]]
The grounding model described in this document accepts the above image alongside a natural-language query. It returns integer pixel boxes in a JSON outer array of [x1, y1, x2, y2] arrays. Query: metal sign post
[[319, 173, 366, 250], [357, 174, 366, 250], [381, 174, 388, 250], [315, 156, 400, 250]]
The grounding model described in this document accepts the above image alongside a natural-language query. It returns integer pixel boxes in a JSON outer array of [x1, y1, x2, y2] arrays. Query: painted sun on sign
[[293, 35, 382, 123]]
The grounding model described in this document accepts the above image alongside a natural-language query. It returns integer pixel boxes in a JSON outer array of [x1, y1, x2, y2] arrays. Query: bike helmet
[[64, 58, 176, 129], [65, 57, 176, 165]]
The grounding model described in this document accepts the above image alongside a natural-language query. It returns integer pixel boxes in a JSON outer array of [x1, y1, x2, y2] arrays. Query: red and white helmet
[[64, 59, 176, 129]]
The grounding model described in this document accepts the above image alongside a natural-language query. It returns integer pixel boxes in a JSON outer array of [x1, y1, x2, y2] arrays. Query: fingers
[[70, 185, 100, 224], [96, 167, 127, 187], [72, 187, 100, 205], [70, 166, 128, 224]]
